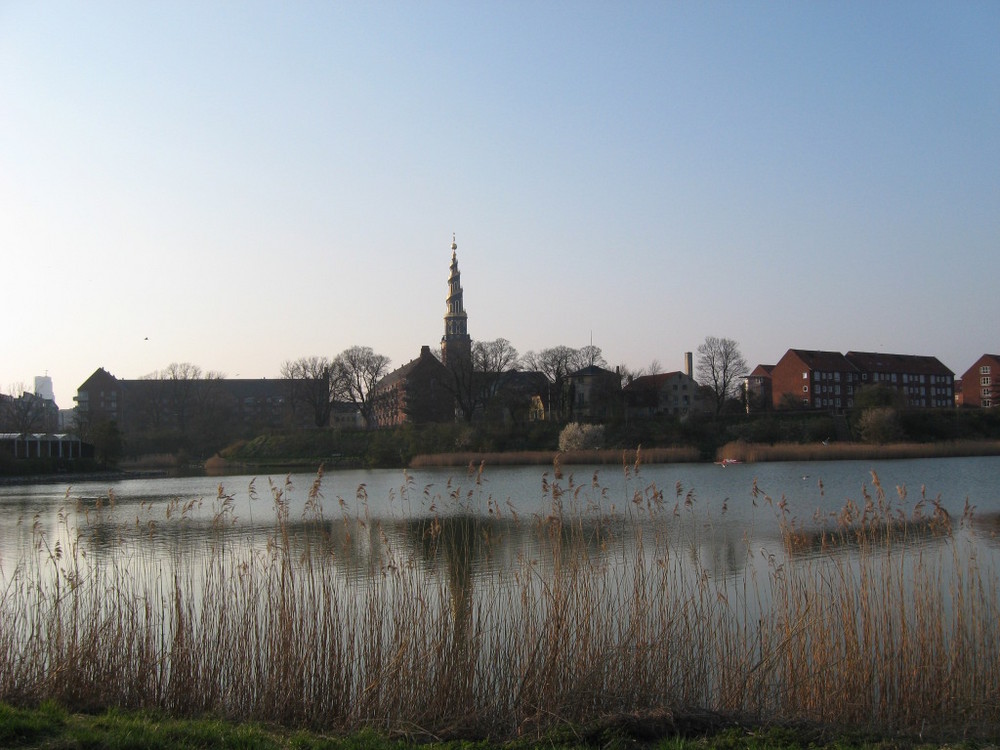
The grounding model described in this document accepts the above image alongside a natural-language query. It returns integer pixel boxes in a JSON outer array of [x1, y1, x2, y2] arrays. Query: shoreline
[[409, 439, 1000, 469], [0, 468, 169, 487], [5, 439, 1000, 482], [715, 438, 1000, 463]]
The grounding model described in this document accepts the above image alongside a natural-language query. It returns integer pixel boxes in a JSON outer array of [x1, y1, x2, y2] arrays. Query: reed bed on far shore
[[716, 438, 1000, 463], [0, 467, 997, 740], [409, 446, 700, 468]]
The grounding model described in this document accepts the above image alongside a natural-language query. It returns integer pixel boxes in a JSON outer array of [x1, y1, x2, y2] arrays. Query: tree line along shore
[[205, 405, 1000, 473], [6, 403, 1000, 478]]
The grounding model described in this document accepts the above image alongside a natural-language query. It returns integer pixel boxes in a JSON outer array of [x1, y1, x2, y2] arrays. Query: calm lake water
[[4, 454, 999, 728], [3, 455, 999, 580]]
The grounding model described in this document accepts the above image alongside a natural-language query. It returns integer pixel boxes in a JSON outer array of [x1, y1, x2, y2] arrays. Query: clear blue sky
[[2, 1, 998, 408]]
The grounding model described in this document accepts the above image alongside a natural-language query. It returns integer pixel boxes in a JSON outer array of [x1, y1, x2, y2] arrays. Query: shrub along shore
[[215, 439, 1000, 474], [5, 407, 1000, 476], [211, 409, 1000, 471]]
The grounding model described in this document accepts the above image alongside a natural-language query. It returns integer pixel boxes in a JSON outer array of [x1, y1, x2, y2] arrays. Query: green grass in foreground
[[0, 703, 992, 750]]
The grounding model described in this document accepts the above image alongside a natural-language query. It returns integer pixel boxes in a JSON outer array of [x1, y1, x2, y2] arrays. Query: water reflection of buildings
[[60, 496, 763, 588]]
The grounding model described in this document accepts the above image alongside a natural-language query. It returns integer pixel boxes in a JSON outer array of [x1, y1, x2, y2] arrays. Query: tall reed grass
[[0, 463, 997, 739], [409, 446, 700, 468], [717, 439, 1000, 463]]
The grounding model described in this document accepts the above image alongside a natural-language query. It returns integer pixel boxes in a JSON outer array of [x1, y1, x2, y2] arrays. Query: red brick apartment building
[[959, 354, 1000, 408], [769, 350, 859, 410], [845, 351, 955, 408], [762, 349, 955, 410], [744, 364, 774, 411]]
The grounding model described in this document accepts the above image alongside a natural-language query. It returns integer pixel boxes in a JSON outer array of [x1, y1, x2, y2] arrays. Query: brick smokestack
[[685, 352, 693, 378]]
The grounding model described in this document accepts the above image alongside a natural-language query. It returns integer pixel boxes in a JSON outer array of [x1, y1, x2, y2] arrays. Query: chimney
[[685, 352, 693, 378]]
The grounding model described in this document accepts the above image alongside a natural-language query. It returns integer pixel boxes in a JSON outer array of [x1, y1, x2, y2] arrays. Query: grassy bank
[[1, 467, 997, 740], [0, 702, 985, 750], [716, 438, 1000, 463]]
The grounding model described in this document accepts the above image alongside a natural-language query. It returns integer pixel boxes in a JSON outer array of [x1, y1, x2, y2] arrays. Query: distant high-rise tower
[[441, 235, 471, 368], [34, 375, 55, 402]]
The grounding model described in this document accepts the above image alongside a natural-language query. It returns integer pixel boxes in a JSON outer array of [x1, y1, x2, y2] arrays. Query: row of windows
[[903, 398, 947, 407], [797, 393, 957, 408], [802, 371, 953, 388], [811, 397, 854, 408], [804, 384, 855, 395], [810, 370, 846, 382], [903, 386, 953, 396]]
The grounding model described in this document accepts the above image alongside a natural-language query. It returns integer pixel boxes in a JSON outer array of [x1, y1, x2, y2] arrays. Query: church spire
[[442, 235, 471, 368]]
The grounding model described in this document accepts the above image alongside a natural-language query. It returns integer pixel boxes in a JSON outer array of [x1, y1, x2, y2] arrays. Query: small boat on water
[[715, 458, 742, 467]]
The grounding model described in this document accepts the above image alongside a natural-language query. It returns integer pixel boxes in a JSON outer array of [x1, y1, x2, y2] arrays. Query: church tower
[[441, 235, 472, 368]]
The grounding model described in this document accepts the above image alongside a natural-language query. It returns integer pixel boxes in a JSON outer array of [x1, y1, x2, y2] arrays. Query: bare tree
[[1, 382, 53, 433], [522, 346, 575, 384], [474, 338, 520, 418], [521, 345, 583, 421], [475, 338, 520, 376], [442, 338, 520, 422], [696, 336, 748, 415], [571, 344, 607, 371], [281, 356, 334, 427], [131, 364, 229, 454], [332, 346, 391, 429], [617, 359, 662, 387], [161, 363, 205, 434]]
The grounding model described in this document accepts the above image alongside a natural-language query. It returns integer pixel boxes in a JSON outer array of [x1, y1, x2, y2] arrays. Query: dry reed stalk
[[717, 439, 1000, 463], [408, 447, 699, 469]]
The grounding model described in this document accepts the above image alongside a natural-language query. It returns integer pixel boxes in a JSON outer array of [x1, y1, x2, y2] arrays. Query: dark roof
[[498, 369, 548, 388], [784, 349, 859, 373], [213, 379, 298, 399], [569, 365, 618, 378], [78, 367, 118, 391], [623, 371, 690, 392], [376, 347, 447, 389], [845, 351, 953, 376], [120, 377, 306, 401]]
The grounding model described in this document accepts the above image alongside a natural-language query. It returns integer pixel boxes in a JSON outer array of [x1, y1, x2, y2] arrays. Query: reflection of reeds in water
[[0, 464, 998, 738], [969, 514, 1000, 554], [779, 474, 954, 556]]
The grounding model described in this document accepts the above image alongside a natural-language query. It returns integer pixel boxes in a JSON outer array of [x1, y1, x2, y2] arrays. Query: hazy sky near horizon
[[2, 1, 998, 408]]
